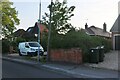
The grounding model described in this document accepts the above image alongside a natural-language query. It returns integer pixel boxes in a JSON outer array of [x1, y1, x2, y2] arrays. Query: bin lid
[[101, 46, 104, 49], [90, 48, 99, 50]]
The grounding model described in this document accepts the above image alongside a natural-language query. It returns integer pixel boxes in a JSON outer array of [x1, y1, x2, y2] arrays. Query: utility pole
[[37, 0, 41, 62], [47, 0, 53, 61]]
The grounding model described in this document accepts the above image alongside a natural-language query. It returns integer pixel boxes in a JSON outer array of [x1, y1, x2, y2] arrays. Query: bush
[[41, 35, 48, 51], [50, 29, 111, 62], [2, 39, 10, 53], [16, 37, 26, 44]]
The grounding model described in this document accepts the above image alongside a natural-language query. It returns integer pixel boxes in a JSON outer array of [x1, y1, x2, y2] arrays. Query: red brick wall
[[50, 48, 82, 64]]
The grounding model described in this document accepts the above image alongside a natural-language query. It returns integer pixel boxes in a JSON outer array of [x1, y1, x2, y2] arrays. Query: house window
[[28, 29, 31, 32]]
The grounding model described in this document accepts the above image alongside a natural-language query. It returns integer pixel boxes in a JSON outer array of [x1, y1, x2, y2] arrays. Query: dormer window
[[27, 28, 31, 32]]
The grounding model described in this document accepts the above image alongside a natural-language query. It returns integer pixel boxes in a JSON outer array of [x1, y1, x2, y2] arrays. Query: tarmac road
[[2, 54, 119, 80], [2, 59, 73, 78]]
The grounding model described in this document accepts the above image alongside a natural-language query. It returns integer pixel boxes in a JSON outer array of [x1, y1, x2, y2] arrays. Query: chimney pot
[[85, 23, 88, 29], [103, 22, 107, 32]]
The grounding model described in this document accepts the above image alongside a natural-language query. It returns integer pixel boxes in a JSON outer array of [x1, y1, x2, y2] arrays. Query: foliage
[[1, 0, 20, 38], [15, 37, 26, 45], [2, 37, 27, 53], [41, 35, 48, 51], [49, 28, 111, 62], [41, 0, 75, 34], [2, 39, 10, 53]]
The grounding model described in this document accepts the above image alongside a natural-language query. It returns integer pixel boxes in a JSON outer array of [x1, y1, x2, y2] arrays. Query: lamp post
[[37, 0, 41, 62], [47, 0, 53, 61]]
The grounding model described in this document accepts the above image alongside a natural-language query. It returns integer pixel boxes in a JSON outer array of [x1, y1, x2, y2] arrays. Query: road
[[2, 54, 119, 79], [2, 59, 73, 78]]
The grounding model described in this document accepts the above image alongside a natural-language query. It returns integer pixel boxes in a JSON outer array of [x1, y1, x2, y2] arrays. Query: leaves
[[41, 0, 75, 34], [68, 6, 75, 13], [1, 0, 20, 38]]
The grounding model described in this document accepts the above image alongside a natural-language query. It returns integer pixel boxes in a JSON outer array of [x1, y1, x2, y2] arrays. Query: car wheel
[[19, 50, 22, 56]]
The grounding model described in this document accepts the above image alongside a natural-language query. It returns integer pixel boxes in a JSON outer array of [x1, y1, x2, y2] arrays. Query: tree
[[42, 0, 75, 34], [0, 0, 20, 38]]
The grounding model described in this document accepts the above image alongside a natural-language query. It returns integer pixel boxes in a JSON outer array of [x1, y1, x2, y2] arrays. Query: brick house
[[26, 22, 48, 37], [14, 22, 48, 40]]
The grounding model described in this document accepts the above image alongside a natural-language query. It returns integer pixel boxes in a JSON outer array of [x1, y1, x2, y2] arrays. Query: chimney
[[85, 23, 88, 29], [103, 22, 107, 32]]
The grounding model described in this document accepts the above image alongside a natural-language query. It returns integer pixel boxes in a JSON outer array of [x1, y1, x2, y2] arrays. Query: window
[[27, 29, 31, 32], [28, 42, 40, 47]]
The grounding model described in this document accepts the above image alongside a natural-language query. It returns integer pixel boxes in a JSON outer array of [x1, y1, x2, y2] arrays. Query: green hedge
[[50, 31, 111, 51], [2, 39, 10, 53], [41, 35, 48, 51], [50, 30, 111, 62], [2, 37, 26, 54]]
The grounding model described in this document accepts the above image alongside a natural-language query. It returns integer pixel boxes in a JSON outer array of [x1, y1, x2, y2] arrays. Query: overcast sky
[[10, 0, 120, 32]]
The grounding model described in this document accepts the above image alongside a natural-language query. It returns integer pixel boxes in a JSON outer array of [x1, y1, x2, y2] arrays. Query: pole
[[38, 0, 41, 62], [47, 0, 53, 61]]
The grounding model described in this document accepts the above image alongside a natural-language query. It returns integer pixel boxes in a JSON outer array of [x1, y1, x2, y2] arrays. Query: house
[[84, 23, 111, 39], [26, 22, 48, 37], [26, 22, 48, 41], [13, 29, 26, 37], [110, 15, 120, 50], [13, 22, 48, 40]]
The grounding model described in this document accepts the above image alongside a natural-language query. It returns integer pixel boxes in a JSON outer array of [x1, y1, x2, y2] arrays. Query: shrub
[[41, 35, 48, 51], [2, 39, 10, 53], [50, 29, 111, 62]]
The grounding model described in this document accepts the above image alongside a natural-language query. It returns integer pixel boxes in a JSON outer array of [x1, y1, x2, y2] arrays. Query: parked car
[[18, 42, 44, 56]]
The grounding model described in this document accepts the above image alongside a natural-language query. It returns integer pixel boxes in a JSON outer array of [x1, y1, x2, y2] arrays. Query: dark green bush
[[16, 37, 26, 45], [41, 35, 48, 51], [50, 29, 111, 62], [2, 39, 10, 53]]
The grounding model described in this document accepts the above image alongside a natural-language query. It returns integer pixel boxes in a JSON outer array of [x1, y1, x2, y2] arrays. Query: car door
[[21, 43, 29, 55], [24, 43, 30, 55]]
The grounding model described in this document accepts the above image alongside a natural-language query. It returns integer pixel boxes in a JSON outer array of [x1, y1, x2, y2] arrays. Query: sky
[[9, 0, 120, 32]]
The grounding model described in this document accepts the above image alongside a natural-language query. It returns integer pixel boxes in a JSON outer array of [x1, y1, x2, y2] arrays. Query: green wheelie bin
[[89, 48, 99, 64]]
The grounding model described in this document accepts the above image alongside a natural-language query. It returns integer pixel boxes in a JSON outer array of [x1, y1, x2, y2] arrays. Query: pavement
[[2, 53, 120, 78]]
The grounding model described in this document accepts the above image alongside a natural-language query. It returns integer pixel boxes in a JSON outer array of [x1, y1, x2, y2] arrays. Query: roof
[[110, 15, 120, 32], [85, 26, 111, 38], [85, 28, 95, 35], [13, 29, 26, 37], [13, 22, 48, 38], [26, 22, 48, 34], [26, 26, 38, 34]]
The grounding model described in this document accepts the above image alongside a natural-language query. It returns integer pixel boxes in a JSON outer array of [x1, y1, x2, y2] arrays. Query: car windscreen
[[28, 43, 40, 47]]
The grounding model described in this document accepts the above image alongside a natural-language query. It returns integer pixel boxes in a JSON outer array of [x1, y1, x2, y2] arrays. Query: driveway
[[84, 50, 119, 71]]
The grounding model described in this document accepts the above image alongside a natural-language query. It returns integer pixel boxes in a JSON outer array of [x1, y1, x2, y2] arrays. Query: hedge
[[49, 30, 112, 62]]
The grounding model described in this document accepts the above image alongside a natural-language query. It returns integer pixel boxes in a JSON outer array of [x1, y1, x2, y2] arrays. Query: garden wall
[[50, 48, 82, 64]]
